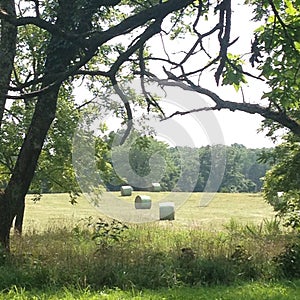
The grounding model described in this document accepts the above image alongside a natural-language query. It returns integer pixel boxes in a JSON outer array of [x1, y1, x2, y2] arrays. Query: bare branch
[[111, 76, 133, 145], [215, 0, 231, 85], [150, 78, 300, 136], [163, 105, 218, 120], [139, 46, 165, 116]]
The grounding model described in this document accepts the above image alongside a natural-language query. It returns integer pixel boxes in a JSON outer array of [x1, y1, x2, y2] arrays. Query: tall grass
[[1, 217, 299, 292]]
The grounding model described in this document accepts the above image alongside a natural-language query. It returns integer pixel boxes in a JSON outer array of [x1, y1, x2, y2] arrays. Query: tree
[[262, 134, 300, 229], [219, 145, 256, 193], [0, 0, 300, 251], [105, 133, 179, 191]]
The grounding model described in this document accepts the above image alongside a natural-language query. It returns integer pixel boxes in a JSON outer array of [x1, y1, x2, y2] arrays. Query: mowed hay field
[[23, 192, 275, 231]]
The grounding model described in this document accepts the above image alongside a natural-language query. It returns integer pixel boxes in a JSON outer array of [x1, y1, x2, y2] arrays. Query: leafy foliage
[[97, 134, 270, 193], [262, 135, 300, 228], [274, 238, 300, 279], [250, 0, 300, 131], [91, 218, 129, 250]]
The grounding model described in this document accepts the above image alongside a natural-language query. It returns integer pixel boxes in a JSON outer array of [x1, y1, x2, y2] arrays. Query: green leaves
[[294, 41, 300, 51], [250, 0, 300, 114], [262, 135, 300, 228], [221, 54, 247, 91], [285, 0, 298, 16]]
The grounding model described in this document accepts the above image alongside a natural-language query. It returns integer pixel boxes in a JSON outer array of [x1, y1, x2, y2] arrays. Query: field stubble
[[23, 192, 275, 232]]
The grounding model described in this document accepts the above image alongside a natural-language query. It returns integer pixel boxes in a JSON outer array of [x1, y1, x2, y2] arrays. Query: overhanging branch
[[153, 78, 300, 137]]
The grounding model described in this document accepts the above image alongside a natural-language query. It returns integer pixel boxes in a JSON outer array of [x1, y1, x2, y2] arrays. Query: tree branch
[[111, 76, 133, 145], [215, 0, 231, 85], [0, 11, 82, 42], [5, 0, 194, 100], [139, 46, 165, 116], [152, 78, 300, 137]]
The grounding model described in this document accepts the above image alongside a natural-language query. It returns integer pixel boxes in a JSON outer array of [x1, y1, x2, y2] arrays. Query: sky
[[75, 2, 279, 149]]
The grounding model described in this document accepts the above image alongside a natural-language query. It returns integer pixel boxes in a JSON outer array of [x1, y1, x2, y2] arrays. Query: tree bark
[[0, 0, 16, 128], [0, 190, 10, 251], [0, 85, 60, 250], [13, 197, 25, 235], [0, 0, 16, 251]]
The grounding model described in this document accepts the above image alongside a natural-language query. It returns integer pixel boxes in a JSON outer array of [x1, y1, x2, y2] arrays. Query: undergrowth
[[0, 217, 299, 291]]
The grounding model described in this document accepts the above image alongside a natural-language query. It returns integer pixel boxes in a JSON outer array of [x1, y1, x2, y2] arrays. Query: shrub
[[274, 238, 300, 279]]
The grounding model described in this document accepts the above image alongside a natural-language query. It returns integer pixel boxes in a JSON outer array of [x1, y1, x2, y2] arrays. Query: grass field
[[23, 192, 276, 231], [2, 192, 299, 299]]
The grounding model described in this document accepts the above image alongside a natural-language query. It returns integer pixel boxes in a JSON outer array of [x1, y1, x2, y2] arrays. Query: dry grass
[[23, 192, 275, 232]]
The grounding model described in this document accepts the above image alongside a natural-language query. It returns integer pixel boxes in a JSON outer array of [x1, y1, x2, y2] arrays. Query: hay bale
[[135, 195, 151, 209], [121, 185, 133, 196], [150, 182, 161, 192], [159, 202, 175, 220]]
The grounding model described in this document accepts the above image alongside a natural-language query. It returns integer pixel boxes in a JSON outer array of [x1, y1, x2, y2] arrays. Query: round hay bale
[[150, 182, 161, 192], [135, 195, 151, 209], [159, 202, 175, 220], [121, 185, 133, 196]]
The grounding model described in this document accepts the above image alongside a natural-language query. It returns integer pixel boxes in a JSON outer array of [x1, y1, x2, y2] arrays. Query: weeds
[[1, 218, 299, 291]]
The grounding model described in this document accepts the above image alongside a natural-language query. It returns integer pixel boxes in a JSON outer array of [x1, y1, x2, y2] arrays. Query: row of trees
[[0, 0, 300, 251], [103, 135, 270, 193]]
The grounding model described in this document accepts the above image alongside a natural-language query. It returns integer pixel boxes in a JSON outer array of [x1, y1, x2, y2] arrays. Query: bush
[[274, 238, 300, 279]]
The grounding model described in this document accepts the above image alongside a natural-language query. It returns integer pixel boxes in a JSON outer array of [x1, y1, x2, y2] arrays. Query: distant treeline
[[103, 136, 272, 193]]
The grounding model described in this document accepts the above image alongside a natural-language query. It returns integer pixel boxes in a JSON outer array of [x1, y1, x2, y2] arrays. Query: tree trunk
[[0, 0, 17, 128], [0, 84, 60, 250], [0, 190, 11, 251], [13, 199, 25, 235], [0, 0, 17, 251], [0, 1, 87, 249]]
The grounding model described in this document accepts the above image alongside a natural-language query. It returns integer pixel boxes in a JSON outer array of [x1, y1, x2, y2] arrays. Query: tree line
[[102, 134, 271, 193]]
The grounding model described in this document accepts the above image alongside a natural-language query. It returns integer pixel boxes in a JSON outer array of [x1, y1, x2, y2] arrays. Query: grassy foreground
[[1, 281, 300, 299], [1, 192, 299, 299]]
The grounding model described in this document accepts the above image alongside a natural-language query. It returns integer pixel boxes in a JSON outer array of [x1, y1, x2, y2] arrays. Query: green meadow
[[1, 192, 299, 299], [23, 192, 275, 231]]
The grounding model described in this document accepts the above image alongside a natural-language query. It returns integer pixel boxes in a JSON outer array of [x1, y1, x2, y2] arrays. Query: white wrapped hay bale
[[121, 185, 133, 196], [150, 182, 161, 192], [135, 195, 151, 209], [159, 202, 175, 220]]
